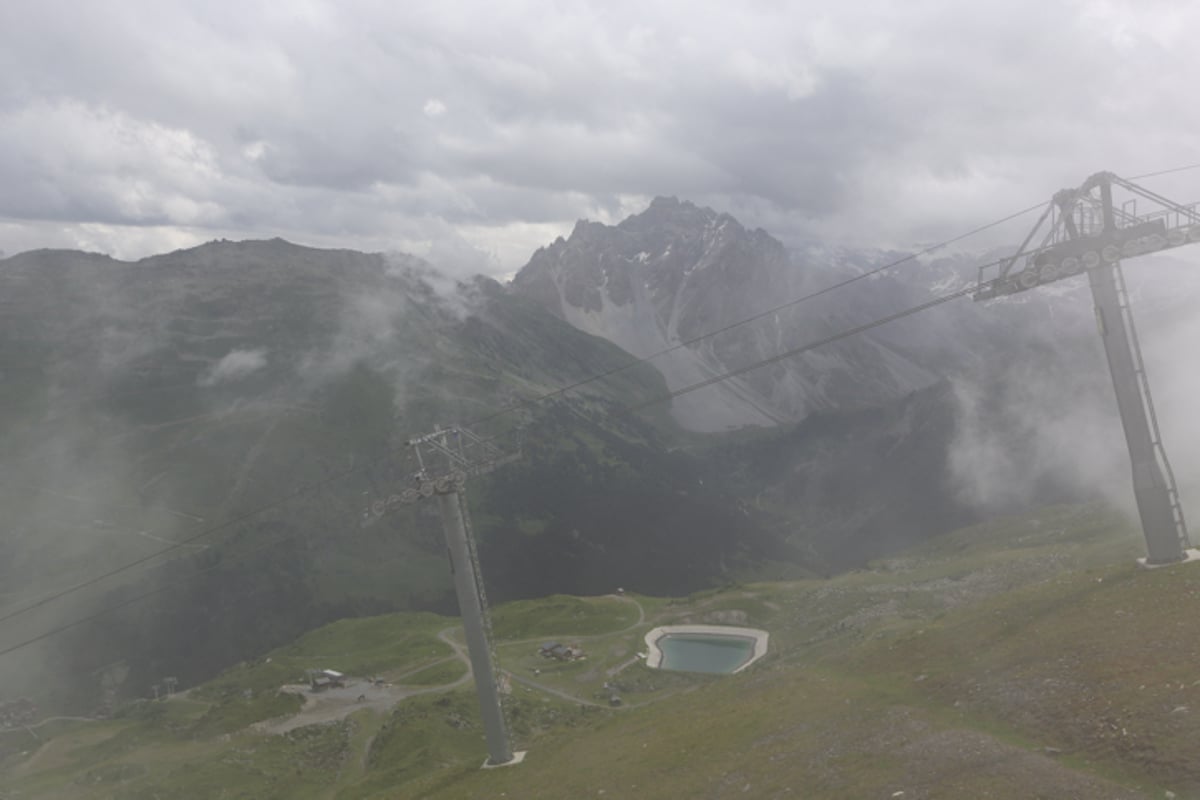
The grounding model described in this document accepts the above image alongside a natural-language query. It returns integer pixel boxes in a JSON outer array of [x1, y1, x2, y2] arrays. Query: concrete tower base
[[1137, 549, 1200, 570], [482, 750, 528, 769]]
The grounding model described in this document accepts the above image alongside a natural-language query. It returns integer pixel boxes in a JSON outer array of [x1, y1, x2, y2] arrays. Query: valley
[[3, 504, 1198, 798], [1, 198, 1197, 797], [5, 7, 1200, 798]]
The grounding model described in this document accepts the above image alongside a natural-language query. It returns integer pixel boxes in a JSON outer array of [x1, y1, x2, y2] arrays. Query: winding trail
[[508, 673, 613, 708], [0, 716, 95, 738], [498, 593, 646, 650], [216, 416, 282, 520], [255, 628, 475, 735], [256, 594, 651, 734], [492, 594, 665, 708]]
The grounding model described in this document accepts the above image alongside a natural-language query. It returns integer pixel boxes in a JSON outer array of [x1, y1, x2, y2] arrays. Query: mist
[[197, 348, 268, 386], [0, 243, 491, 711], [947, 252, 1200, 543]]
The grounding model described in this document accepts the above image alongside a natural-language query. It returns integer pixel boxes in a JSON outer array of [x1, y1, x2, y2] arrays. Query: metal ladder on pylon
[[458, 490, 511, 726], [1114, 262, 1192, 550]]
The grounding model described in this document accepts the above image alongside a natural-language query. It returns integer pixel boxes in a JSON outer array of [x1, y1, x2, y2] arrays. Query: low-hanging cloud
[[948, 253, 1200, 530], [948, 359, 1131, 514], [198, 348, 269, 387]]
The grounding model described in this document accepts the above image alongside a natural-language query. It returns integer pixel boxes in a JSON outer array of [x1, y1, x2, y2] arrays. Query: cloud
[[1, 0, 1199, 270], [948, 362, 1130, 514], [947, 252, 1200, 532], [0, 100, 228, 226], [198, 348, 269, 387]]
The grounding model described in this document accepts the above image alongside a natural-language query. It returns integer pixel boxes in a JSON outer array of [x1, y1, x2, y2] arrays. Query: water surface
[[656, 634, 754, 674]]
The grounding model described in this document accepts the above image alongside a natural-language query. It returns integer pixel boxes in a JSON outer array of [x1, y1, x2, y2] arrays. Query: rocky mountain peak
[[513, 197, 785, 319], [621, 195, 719, 230], [510, 198, 942, 431]]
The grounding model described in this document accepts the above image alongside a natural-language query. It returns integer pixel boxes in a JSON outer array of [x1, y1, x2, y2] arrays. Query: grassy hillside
[[2, 242, 792, 714], [4, 503, 1198, 798]]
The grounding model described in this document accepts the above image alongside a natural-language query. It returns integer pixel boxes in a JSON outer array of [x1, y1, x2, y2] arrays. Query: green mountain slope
[[4, 504, 1198, 799], [0, 241, 792, 713]]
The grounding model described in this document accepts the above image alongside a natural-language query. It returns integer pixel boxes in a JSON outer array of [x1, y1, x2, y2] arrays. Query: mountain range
[[513, 196, 947, 431], [2, 198, 1197, 712]]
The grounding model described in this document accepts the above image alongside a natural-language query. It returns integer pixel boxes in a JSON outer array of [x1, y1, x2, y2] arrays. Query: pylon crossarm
[[975, 172, 1200, 301], [994, 201, 1055, 282], [1111, 175, 1200, 223], [974, 169, 1194, 566]]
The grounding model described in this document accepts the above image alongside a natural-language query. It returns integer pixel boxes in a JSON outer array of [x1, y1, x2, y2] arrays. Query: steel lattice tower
[[974, 171, 1200, 565], [364, 424, 522, 767]]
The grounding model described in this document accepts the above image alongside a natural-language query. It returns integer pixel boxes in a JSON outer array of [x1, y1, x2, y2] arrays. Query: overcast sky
[[1, 0, 1198, 275]]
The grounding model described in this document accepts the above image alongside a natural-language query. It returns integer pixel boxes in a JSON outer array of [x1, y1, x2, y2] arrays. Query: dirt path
[[258, 596, 650, 735], [256, 674, 476, 736], [256, 629, 474, 735], [494, 595, 673, 708], [509, 671, 678, 711], [508, 673, 611, 708], [321, 710, 385, 800], [617, 593, 646, 628], [499, 594, 647, 650], [0, 716, 95, 735], [216, 416, 282, 519], [437, 626, 473, 673], [9, 721, 125, 778], [605, 653, 642, 678]]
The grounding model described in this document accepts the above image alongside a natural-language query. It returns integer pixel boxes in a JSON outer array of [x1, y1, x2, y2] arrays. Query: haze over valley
[[3, 2, 1200, 796], [2, 197, 1198, 716]]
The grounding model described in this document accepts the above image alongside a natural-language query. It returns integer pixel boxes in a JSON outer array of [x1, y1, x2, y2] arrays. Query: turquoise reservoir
[[656, 634, 755, 674]]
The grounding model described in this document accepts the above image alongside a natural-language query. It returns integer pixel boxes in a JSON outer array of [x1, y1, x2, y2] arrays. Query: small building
[[307, 669, 346, 691], [538, 642, 585, 661]]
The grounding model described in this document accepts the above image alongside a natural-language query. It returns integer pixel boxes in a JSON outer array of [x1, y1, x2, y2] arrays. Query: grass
[[118, 721, 355, 800], [6, 502, 1197, 799], [850, 559, 1200, 791], [489, 594, 640, 640], [194, 610, 454, 698], [186, 690, 304, 737], [398, 658, 467, 687]]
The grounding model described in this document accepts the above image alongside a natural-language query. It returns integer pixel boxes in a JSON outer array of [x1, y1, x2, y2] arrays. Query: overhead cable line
[[469, 162, 1196, 433], [0, 281, 979, 662], [1128, 163, 1200, 180], [0, 458, 370, 627], [630, 285, 977, 411], [0, 285, 981, 659], [0, 497, 333, 660], [4, 153, 1197, 656], [8, 161, 1197, 646], [468, 202, 1044, 429], [0, 199, 1044, 632]]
